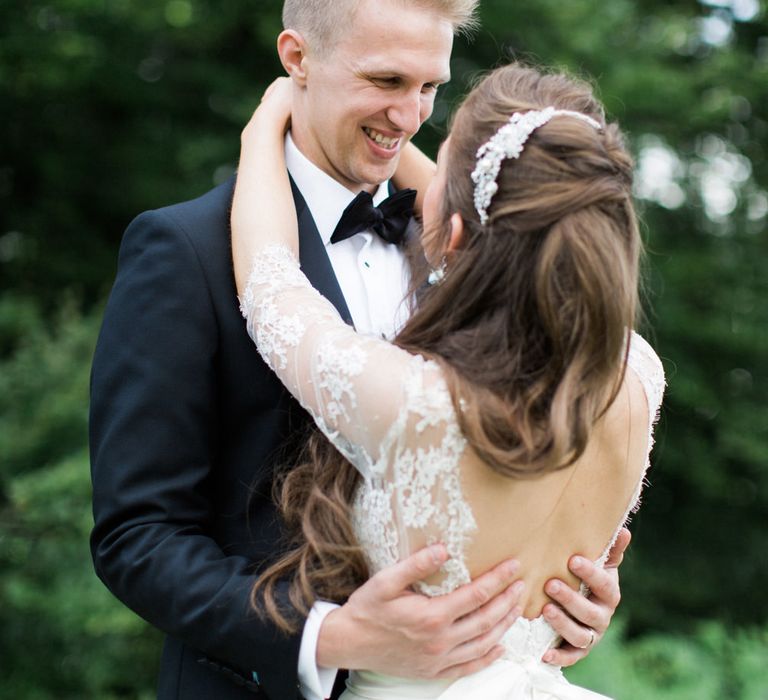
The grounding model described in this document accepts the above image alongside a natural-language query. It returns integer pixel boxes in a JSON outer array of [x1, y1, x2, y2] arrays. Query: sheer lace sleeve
[[238, 244, 416, 478], [239, 245, 476, 592]]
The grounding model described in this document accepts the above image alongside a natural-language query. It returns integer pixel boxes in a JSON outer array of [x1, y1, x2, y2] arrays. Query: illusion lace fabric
[[240, 245, 666, 700]]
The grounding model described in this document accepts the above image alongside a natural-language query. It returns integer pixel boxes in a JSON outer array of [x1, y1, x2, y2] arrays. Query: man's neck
[[285, 132, 392, 246], [288, 128, 377, 195]]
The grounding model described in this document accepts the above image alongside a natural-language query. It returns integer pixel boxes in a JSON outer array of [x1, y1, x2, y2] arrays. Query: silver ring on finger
[[578, 627, 596, 649]]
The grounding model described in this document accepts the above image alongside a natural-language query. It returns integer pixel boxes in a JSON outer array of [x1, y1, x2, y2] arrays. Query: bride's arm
[[393, 140, 436, 215], [232, 79, 416, 476], [231, 78, 297, 299]]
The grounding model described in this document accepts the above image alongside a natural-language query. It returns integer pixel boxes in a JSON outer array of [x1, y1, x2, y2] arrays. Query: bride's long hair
[[252, 62, 641, 632]]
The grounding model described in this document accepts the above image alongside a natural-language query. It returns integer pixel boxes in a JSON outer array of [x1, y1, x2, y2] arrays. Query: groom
[[90, 1, 625, 699]]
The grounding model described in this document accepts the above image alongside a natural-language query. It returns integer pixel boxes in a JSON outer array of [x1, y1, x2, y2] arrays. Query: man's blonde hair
[[282, 0, 479, 54]]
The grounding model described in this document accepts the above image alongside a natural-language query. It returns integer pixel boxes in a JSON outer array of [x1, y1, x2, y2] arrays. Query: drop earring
[[428, 257, 447, 285]]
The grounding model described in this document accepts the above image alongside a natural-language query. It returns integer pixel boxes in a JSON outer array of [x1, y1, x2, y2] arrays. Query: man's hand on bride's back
[[540, 527, 631, 667], [316, 544, 524, 680]]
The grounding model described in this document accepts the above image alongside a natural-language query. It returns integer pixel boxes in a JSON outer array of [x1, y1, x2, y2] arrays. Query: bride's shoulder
[[628, 331, 664, 373], [627, 330, 666, 413]]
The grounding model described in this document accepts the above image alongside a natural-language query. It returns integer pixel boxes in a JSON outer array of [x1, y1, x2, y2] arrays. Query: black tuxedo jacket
[[90, 176, 355, 699]]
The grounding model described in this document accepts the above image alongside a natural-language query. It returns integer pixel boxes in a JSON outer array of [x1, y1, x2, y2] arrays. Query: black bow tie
[[330, 188, 416, 246]]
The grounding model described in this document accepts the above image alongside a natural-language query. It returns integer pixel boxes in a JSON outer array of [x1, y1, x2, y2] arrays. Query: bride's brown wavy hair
[[252, 62, 641, 632]]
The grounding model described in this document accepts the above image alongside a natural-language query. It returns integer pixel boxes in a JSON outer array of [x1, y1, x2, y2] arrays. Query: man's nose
[[386, 90, 424, 136]]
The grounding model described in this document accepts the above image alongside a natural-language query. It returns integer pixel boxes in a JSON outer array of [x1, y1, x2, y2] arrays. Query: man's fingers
[[372, 544, 449, 598], [539, 554, 623, 668], [604, 528, 631, 568], [542, 602, 598, 650], [444, 601, 522, 670], [568, 556, 621, 612], [448, 581, 524, 646], [544, 578, 606, 632], [436, 559, 521, 621], [435, 644, 506, 681], [542, 644, 588, 668]]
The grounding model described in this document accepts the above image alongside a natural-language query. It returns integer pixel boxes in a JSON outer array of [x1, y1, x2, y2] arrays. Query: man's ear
[[447, 213, 465, 252], [277, 30, 309, 86]]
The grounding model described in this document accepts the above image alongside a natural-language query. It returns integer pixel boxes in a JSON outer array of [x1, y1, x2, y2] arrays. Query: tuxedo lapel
[[289, 175, 354, 326]]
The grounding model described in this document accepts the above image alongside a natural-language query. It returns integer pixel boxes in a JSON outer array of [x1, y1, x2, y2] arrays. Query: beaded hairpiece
[[470, 107, 603, 225]]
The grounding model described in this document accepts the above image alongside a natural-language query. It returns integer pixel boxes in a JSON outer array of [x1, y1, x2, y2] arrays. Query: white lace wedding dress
[[240, 245, 665, 700]]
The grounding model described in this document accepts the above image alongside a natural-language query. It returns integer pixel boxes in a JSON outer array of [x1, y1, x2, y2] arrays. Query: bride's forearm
[[231, 96, 296, 298], [393, 140, 436, 215]]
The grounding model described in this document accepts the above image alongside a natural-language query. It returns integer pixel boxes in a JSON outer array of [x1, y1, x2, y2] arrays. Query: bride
[[231, 63, 664, 699]]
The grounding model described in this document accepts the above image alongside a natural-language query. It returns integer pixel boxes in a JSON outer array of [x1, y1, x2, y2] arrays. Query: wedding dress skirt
[[341, 617, 610, 700]]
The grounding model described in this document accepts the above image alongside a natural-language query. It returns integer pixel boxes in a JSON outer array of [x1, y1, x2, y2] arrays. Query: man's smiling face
[[290, 0, 453, 192]]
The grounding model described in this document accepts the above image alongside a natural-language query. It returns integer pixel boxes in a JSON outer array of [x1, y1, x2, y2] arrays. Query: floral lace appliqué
[[239, 245, 310, 371], [315, 340, 367, 424]]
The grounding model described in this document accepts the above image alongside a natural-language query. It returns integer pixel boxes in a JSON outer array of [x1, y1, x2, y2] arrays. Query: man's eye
[[422, 83, 439, 93], [374, 77, 400, 87]]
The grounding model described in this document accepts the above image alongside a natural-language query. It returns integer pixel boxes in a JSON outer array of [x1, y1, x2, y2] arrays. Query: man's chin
[[356, 160, 400, 188]]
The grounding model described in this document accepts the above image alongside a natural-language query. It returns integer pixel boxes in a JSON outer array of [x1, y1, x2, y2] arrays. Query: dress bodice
[[240, 244, 665, 698], [349, 329, 664, 663]]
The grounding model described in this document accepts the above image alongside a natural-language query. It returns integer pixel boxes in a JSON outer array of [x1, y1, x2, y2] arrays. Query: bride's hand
[[241, 77, 293, 145], [231, 76, 298, 291], [392, 140, 437, 216]]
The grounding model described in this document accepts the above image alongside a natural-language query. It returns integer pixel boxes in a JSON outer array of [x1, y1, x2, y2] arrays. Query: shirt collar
[[284, 132, 390, 246]]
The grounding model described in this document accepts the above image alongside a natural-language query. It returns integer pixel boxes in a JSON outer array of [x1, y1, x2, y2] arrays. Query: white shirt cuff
[[298, 600, 341, 700]]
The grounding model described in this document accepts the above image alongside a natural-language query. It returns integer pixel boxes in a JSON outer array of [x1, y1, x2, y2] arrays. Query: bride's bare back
[[459, 366, 650, 618]]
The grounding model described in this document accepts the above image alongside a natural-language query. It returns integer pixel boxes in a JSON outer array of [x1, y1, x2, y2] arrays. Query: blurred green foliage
[[0, 299, 161, 697], [566, 620, 768, 699], [1, 0, 766, 697]]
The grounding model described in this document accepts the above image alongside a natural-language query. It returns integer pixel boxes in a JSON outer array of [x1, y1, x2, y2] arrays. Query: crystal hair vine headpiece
[[471, 107, 603, 225]]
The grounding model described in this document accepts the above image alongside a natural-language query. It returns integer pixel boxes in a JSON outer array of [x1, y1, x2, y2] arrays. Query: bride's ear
[[447, 213, 465, 252], [277, 30, 309, 87]]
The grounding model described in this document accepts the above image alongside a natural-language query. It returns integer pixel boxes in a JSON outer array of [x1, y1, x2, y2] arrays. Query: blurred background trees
[[1, 0, 766, 697]]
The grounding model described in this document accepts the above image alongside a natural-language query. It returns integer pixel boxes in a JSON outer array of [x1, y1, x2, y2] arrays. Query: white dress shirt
[[285, 133, 412, 700]]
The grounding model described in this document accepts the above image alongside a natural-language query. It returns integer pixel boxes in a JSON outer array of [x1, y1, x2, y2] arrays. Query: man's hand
[[317, 544, 524, 680], [541, 528, 631, 666]]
